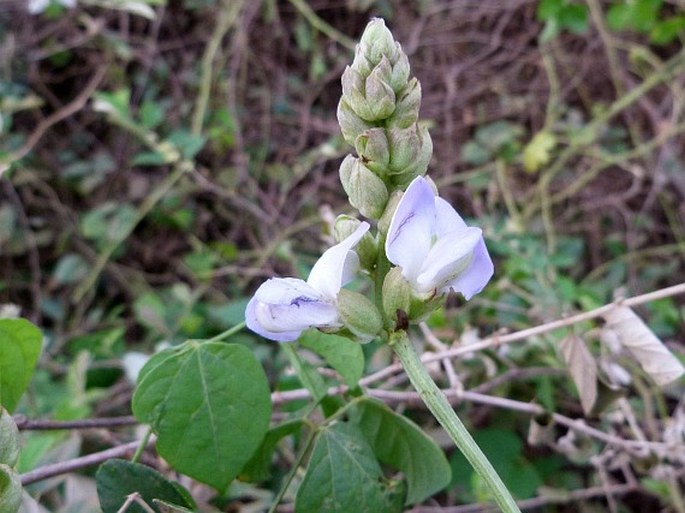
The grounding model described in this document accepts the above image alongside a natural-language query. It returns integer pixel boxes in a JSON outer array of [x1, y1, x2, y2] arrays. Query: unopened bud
[[337, 289, 383, 341], [333, 215, 377, 269], [389, 50, 411, 93], [387, 125, 420, 172], [0, 464, 21, 513], [387, 124, 432, 187], [337, 98, 373, 146], [377, 190, 402, 236], [0, 409, 19, 468], [339, 155, 389, 219], [362, 61, 396, 121], [387, 78, 421, 129], [358, 18, 398, 66], [355, 128, 389, 174], [382, 267, 411, 327]]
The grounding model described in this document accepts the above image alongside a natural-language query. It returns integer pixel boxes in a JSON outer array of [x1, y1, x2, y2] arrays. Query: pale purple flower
[[246, 222, 370, 342], [385, 176, 493, 299]]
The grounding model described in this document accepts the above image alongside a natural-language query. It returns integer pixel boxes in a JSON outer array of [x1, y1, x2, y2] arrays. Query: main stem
[[390, 330, 521, 513]]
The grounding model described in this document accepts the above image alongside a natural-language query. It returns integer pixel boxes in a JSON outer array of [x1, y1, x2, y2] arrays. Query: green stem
[[207, 321, 246, 342], [267, 426, 318, 513], [131, 427, 152, 464], [390, 330, 521, 513]]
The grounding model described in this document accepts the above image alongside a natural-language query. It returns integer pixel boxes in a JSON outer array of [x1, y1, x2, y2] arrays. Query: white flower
[[385, 176, 493, 299], [246, 222, 370, 342]]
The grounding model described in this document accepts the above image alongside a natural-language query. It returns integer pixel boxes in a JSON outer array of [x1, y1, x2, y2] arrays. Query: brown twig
[[20, 437, 154, 486], [0, 66, 107, 176], [13, 415, 137, 431]]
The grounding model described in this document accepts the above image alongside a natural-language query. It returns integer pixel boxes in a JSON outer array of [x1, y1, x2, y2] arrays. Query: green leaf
[[241, 419, 304, 482], [131, 151, 169, 167], [650, 16, 685, 44], [522, 131, 556, 173], [132, 341, 272, 491], [299, 331, 364, 388], [450, 428, 542, 500], [140, 100, 165, 129], [0, 319, 42, 412], [282, 342, 329, 404], [52, 253, 89, 285], [0, 464, 22, 513], [350, 398, 451, 505], [80, 202, 137, 245], [96, 459, 195, 513], [607, 0, 661, 32], [460, 141, 491, 165], [166, 130, 206, 159], [295, 422, 405, 513]]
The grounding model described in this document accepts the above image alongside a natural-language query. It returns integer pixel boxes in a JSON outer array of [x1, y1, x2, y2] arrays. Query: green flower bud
[[389, 50, 411, 93], [382, 267, 412, 328], [355, 128, 389, 174], [339, 155, 389, 219], [377, 189, 402, 236], [337, 289, 383, 342], [388, 124, 432, 173], [337, 98, 373, 146], [342, 64, 396, 122], [333, 215, 377, 269], [387, 78, 421, 128], [0, 409, 19, 468], [333, 215, 362, 243], [362, 61, 396, 120], [358, 18, 398, 66], [0, 464, 21, 513]]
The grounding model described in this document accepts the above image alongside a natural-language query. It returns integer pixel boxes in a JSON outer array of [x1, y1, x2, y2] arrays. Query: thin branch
[[14, 415, 137, 431], [410, 483, 638, 512], [0, 66, 107, 176], [19, 436, 155, 486], [360, 282, 685, 387]]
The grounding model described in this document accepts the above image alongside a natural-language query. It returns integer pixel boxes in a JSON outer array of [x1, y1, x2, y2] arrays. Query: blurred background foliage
[[1, 0, 684, 511]]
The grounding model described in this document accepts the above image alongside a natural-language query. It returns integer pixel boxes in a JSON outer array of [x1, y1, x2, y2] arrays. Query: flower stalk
[[390, 330, 521, 513]]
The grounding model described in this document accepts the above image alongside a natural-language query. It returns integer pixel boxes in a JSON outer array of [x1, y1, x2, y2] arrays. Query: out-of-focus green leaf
[[522, 131, 556, 173], [0, 319, 42, 412]]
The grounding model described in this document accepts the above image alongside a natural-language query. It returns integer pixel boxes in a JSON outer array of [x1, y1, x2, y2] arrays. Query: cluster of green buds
[[0, 408, 22, 513], [337, 18, 432, 219], [246, 18, 493, 346]]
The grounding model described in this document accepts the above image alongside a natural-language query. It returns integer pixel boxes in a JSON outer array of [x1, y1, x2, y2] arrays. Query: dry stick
[[287, 0, 356, 50], [0, 66, 108, 176], [410, 483, 638, 513], [14, 415, 137, 431], [525, 47, 685, 245], [20, 437, 155, 486], [359, 282, 685, 387], [370, 388, 668, 452]]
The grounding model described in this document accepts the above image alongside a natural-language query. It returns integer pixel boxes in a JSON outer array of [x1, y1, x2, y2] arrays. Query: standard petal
[[307, 222, 370, 299], [246, 278, 340, 342], [385, 176, 435, 281], [441, 238, 494, 300], [434, 196, 468, 237], [416, 227, 482, 293]]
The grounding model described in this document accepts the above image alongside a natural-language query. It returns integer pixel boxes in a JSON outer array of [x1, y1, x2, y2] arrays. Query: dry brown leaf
[[603, 305, 685, 387], [559, 333, 598, 415]]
